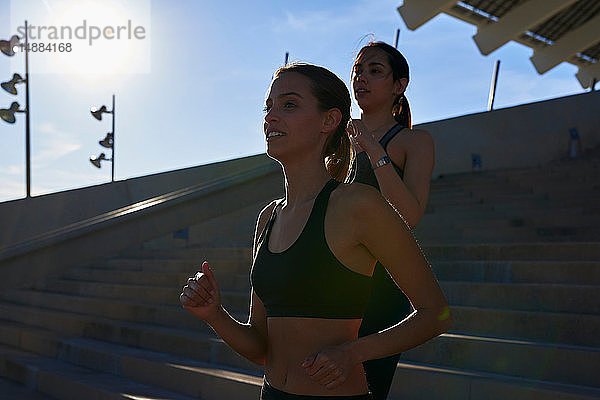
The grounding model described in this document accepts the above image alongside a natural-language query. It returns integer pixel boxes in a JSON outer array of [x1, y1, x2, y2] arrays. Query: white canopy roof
[[398, 0, 600, 89]]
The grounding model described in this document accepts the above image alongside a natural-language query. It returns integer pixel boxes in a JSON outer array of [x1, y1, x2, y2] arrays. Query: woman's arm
[[303, 187, 450, 387], [180, 201, 275, 365], [348, 187, 450, 358], [349, 120, 434, 228], [373, 130, 433, 228]]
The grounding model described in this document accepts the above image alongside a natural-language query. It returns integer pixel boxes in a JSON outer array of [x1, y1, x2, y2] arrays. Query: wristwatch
[[373, 155, 391, 169]]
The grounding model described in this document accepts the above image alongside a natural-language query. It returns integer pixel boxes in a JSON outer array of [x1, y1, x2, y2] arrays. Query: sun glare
[[11, 0, 151, 80]]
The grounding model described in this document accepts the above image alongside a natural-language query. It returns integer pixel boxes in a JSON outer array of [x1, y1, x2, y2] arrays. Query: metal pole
[[25, 20, 31, 197], [394, 29, 400, 49], [111, 94, 115, 182], [284, 52, 289, 66], [487, 60, 500, 111]]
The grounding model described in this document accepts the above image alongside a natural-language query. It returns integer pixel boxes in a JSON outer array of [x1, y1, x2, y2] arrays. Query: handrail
[[0, 162, 280, 263]]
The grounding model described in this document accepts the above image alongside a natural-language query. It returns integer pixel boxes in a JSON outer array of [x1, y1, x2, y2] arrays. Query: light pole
[[487, 60, 501, 111], [0, 21, 31, 197], [89, 94, 115, 182]]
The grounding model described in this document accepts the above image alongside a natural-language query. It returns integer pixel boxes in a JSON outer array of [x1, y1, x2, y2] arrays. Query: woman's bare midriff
[[264, 317, 370, 396]]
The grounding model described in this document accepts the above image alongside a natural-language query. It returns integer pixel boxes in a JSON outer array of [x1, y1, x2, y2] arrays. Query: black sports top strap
[[254, 199, 283, 261], [379, 123, 405, 151]]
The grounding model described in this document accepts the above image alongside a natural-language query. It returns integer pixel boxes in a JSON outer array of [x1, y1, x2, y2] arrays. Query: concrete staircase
[[0, 151, 599, 399]]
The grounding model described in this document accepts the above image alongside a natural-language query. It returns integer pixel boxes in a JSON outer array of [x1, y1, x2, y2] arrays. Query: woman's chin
[[266, 145, 286, 162]]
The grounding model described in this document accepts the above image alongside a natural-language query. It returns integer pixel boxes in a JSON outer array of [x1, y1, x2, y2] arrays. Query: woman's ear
[[322, 108, 342, 134], [394, 77, 409, 96]]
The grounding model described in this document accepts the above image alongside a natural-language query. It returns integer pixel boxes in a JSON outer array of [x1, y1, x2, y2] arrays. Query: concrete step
[[0, 376, 57, 400], [100, 257, 251, 276], [430, 261, 600, 285], [422, 230, 600, 246], [35, 279, 183, 307], [390, 361, 600, 400], [423, 242, 600, 261], [469, 194, 541, 205], [530, 184, 600, 197], [30, 279, 252, 312], [63, 268, 191, 286], [64, 259, 251, 287], [66, 264, 250, 291], [459, 225, 600, 242], [0, 344, 199, 400], [441, 282, 600, 314], [417, 230, 542, 245], [55, 338, 263, 400], [491, 197, 599, 211], [0, 304, 255, 374], [426, 204, 588, 220], [123, 247, 252, 263], [0, 290, 217, 333], [504, 170, 600, 183], [451, 306, 600, 347], [448, 213, 600, 230], [418, 218, 514, 230], [428, 202, 496, 213], [402, 333, 599, 388], [521, 214, 600, 228], [0, 319, 263, 400]]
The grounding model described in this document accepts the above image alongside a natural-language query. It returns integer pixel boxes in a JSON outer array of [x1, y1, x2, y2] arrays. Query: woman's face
[[263, 72, 326, 161], [352, 48, 401, 112]]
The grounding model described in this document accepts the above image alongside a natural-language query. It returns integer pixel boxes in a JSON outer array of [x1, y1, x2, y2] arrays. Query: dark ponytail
[[274, 63, 354, 182], [393, 94, 412, 128], [357, 41, 412, 129]]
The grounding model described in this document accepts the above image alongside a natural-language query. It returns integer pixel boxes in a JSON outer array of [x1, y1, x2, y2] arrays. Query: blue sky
[[0, 0, 585, 201]]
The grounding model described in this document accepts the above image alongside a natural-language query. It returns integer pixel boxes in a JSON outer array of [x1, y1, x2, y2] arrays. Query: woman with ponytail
[[181, 62, 449, 399], [349, 42, 436, 400]]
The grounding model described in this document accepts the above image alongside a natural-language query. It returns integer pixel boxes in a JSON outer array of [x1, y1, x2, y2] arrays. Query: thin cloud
[[0, 165, 21, 175], [33, 122, 82, 168], [273, 1, 397, 34], [0, 176, 25, 200]]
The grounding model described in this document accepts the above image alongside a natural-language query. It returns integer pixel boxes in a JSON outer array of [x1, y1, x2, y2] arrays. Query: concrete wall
[[0, 154, 279, 248], [417, 90, 600, 178]]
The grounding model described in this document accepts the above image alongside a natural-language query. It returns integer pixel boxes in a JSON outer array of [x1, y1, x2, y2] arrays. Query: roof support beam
[[576, 62, 600, 89], [530, 13, 600, 74], [398, 0, 456, 30], [473, 0, 578, 55]]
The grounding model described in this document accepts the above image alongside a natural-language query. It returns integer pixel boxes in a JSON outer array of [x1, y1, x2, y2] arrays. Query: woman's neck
[[281, 160, 331, 208], [360, 108, 398, 140]]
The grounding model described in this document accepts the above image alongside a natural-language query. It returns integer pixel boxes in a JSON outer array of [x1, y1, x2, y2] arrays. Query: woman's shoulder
[[330, 182, 388, 216], [397, 127, 433, 146], [255, 199, 280, 232], [389, 127, 434, 157]]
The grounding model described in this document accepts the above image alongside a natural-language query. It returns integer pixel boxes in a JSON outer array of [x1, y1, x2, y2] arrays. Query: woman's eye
[[263, 105, 270, 113], [371, 68, 381, 74], [283, 102, 296, 109]]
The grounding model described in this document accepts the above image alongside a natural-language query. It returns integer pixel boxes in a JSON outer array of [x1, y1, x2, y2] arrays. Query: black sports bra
[[250, 179, 373, 319], [352, 124, 405, 189]]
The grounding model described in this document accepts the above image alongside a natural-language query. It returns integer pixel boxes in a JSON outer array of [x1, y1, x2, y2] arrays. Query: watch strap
[[373, 155, 391, 169]]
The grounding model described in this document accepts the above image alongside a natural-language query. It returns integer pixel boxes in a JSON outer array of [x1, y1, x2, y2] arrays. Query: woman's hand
[[301, 343, 359, 390], [180, 261, 223, 323], [347, 119, 377, 153]]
